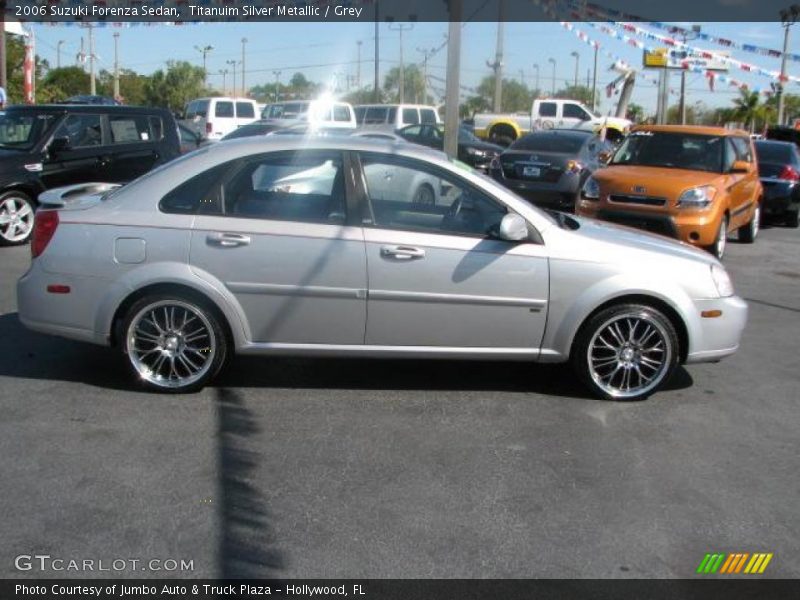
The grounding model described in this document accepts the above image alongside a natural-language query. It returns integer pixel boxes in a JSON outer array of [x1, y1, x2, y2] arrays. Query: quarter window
[[731, 137, 753, 162], [420, 108, 437, 123], [223, 152, 346, 224], [236, 102, 255, 119], [359, 154, 507, 238], [402, 108, 419, 125], [159, 163, 230, 215], [51, 114, 103, 148], [109, 114, 159, 143]]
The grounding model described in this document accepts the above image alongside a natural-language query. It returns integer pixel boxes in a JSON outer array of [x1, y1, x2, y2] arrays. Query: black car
[[0, 104, 180, 245], [489, 129, 611, 211], [64, 95, 121, 106], [395, 123, 503, 170], [220, 121, 286, 141], [754, 139, 800, 228]]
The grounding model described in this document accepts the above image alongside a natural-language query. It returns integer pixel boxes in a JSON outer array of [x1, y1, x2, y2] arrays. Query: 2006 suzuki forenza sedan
[[17, 137, 748, 401]]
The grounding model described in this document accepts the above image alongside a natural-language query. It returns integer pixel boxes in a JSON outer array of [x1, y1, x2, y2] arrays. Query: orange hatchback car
[[576, 125, 762, 258]]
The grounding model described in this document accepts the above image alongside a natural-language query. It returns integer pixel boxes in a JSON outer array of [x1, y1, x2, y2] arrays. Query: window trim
[[351, 150, 522, 242]]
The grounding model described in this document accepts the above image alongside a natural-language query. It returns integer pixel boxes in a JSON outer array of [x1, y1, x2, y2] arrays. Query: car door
[[105, 113, 163, 182], [354, 151, 549, 349], [729, 136, 760, 227], [39, 113, 111, 190], [560, 102, 588, 129], [187, 149, 367, 345]]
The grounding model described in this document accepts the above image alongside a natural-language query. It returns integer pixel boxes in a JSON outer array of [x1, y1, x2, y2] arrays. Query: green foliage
[[472, 75, 535, 113], [96, 68, 149, 106], [144, 61, 207, 113], [555, 84, 593, 106], [626, 103, 645, 123], [38, 67, 90, 102], [383, 64, 429, 104]]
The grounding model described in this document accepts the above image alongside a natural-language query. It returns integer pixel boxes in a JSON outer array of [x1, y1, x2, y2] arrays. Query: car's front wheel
[[121, 294, 228, 393], [0, 191, 35, 246], [572, 303, 680, 401], [706, 215, 728, 259], [738, 202, 760, 244]]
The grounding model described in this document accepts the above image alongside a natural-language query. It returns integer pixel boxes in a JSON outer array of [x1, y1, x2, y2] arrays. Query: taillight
[[778, 165, 800, 181], [566, 160, 583, 174], [31, 210, 59, 259], [206, 122, 213, 134]]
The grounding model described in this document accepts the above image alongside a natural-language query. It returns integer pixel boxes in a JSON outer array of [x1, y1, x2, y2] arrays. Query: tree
[[471, 75, 534, 113], [38, 67, 90, 102], [555, 84, 593, 106], [144, 61, 206, 113], [732, 89, 764, 133], [97, 68, 148, 105], [343, 87, 378, 105], [626, 103, 645, 123], [383, 64, 428, 104]]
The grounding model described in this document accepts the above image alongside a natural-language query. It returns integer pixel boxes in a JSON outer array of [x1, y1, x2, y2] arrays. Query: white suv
[[262, 100, 357, 130], [183, 97, 259, 141], [355, 104, 441, 131]]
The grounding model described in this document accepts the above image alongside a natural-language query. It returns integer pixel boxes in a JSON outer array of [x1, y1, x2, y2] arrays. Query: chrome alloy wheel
[[751, 204, 760, 239], [716, 218, 727, 259], [0, 196, 34, 243], [587, 312, 673, 400], [126, 300, 216, 389]]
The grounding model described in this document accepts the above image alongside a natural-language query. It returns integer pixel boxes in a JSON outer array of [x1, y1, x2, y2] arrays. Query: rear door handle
[[207, 232, 251, 248], [380, 245, 426, 260]]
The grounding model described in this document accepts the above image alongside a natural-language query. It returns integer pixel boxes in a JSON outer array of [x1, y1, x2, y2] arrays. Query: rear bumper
[[685, 296, 748, 364], [761, 180, 799, 214], [493, 172, 580, 208]]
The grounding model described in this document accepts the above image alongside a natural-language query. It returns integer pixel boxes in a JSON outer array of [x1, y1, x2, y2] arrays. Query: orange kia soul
[[576, 125, 763, 258]]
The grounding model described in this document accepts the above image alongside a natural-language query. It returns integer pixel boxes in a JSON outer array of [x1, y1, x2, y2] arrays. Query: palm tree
[[732, 89, 762, 133]]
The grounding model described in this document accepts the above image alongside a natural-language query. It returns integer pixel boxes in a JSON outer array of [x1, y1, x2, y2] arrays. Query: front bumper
[[685, 295, 748, 364]]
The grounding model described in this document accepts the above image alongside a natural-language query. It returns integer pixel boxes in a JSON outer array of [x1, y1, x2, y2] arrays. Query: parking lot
[[1, 224, 798, 579]]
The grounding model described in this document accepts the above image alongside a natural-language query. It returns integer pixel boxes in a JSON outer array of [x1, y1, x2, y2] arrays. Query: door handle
[[207, 232, 251, 248], [380, 245, 425, 260]]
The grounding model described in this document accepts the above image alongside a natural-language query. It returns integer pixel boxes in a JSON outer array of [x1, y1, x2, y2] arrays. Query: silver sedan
[[17, 137, 747, 400]]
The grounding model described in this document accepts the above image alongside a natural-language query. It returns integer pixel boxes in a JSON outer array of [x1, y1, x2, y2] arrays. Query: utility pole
[[226, 60, 238, 98], [219, 69, 228, 96], [272, 70, 281, 102], [88, 24, 96, 95], [570, 51, 579, 87], [778, 6, 800, 126], [113, 32, 120, 101], [444, 0, 462, 159], [57, 40, 65, 69], [533, 63, 540, 93], [592, 43, 599, 110], [374, 4, 380, 102], [548, 57, 556, 96], [195, 44, 213, 88], [356, 40, 362, 89], [486, 0, 505, 113], [0, 11, 5, 93], [241, 38, 247, 97], [417, 46, 435, 104], [675, 25, 701, 125], [388, 22, 413, 103]]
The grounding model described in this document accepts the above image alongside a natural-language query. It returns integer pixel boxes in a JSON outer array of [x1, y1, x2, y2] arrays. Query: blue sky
[[30, 21, 800, 115]]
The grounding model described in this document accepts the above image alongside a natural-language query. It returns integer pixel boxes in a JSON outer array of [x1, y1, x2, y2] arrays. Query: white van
[[261, 100, 357, 130], [183, 97, 260, 141], [354, 104, 441, 131]]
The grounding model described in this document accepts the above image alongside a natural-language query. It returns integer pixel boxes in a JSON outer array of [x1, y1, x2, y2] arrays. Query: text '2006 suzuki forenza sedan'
[[18, 136, 747, 401], [577, 125, 762, 259]]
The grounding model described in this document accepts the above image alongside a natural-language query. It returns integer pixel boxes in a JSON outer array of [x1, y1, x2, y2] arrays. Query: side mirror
[[49, 136, 71, 156], [498, 212, 529, 242], [731, 160, 750, 173]]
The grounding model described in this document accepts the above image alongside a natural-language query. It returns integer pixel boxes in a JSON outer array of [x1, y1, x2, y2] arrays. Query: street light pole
[[548, 57, 556, 96], [374, 4, 380, 102], [388, 22, 413, 103], [273, 70, 281, 102], [778, 6, 800, 126], [195, 45, 213, 88], [675, 25, 701, 125], [591, 43, 598, 110], [113, 32, 120, 101], [533, 63, 539, 93], [226, 60, 237, 98], [88, 24, 96, 95], [241, 38, 247, 97], [356, 40, 362, 89], [570, 51, 579, 88], [219, 69, 228, 96], [57, 40, 65, 69], [444, 0, 462, 159]]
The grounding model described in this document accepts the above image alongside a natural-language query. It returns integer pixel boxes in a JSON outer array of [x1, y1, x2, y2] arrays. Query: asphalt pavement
[[1, 225, 798, 579]]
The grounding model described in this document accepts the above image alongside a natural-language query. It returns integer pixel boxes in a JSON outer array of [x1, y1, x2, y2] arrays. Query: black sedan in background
[[754, 140, 800, 228], [489, 130, 612, 211], [221, 121, 286, 140], [395, 124, 503, 171]]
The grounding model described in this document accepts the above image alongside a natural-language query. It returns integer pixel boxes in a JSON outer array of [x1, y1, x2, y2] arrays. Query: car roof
[[6, 104, 171, 115], [632, 124, 749, 137]]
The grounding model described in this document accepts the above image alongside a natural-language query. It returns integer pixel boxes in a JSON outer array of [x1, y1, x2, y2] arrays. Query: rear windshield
[[755, 141, 795, 164], [611, 131, 724, 172], [511, 133, 587, 153], [263, 102, 308, 119], [0, 111, 56, 150]]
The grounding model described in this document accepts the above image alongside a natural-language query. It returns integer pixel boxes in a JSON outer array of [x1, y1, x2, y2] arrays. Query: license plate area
[[522, 165, 541, 178]]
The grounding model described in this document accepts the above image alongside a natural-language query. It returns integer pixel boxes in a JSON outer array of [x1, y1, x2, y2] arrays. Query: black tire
[[489, 125, 516, 147], [412, 183, 435, 206], [785, 209, 799, 229], [0, 190, 35, 246], [738, 202, 760, 244], [571, 303, 680, 402], [120, 293, 228, 393], [706, 215, 728, 259]]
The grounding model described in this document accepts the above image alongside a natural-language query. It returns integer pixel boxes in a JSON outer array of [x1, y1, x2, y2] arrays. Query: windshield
[[611, 131, 724, 172], [0, 111, 57, 150]]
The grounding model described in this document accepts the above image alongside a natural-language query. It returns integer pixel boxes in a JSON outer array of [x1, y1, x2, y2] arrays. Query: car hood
[[568, 214, 716, 265]]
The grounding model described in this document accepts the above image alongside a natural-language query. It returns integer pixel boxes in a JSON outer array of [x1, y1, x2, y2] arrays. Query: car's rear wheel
[[706, 215, 728, 259], [738, 202, 760, 243], [0, 191, 35, 246], [121, 294, 228, 393], [572, 304, 680, 401]]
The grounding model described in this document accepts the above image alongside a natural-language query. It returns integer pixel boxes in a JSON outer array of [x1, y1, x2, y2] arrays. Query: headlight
[[466, 147, 486, 157], [581, 176, 600, 200], [677, 185, 716, 209], [710, 264, 734, 297]]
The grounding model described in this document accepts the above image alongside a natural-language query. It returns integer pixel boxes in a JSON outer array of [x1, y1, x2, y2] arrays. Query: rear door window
[[402, 108, 419, 125], [109, 114, 158, 143], [215, 101, 234, 118], [236, 102, 255, 119], [420, 108, 437, 124]]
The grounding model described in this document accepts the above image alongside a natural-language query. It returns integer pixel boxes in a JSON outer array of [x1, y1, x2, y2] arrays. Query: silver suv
[[17, 137, 747, 400]]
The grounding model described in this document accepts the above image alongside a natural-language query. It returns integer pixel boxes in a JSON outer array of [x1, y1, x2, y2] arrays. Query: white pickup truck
[[473, 98, 631, 145]]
